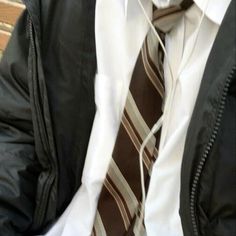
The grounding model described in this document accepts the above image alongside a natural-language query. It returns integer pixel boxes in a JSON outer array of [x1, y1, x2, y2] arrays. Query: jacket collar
[[180, 1, 235, 234]]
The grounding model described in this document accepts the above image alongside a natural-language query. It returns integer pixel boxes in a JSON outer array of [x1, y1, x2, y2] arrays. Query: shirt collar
[[194, 0, 231, 25], [125, 0, 231, 25]]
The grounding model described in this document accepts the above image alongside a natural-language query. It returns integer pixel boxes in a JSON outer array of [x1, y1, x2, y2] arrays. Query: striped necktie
[[92, 1, 193, 235]]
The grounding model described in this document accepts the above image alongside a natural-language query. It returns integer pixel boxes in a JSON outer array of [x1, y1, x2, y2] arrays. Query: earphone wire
[[136, 0, 210, 233]]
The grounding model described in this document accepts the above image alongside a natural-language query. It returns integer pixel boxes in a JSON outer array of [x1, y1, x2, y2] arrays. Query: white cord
[[135, 0, 210, 233], [137, 115, 163, 232], [139, 115, 164, 204], [135, 1, 172, 232]]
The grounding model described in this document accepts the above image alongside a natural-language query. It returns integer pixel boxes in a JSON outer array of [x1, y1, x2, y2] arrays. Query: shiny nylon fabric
[[0, 0, 97, 234]]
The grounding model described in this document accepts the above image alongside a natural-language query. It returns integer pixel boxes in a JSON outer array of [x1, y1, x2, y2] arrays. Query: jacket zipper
[[189, 65, 236, 236], [28, 16, 55, 229]]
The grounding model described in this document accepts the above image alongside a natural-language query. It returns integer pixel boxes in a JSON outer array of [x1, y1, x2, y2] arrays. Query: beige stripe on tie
[[126, 91, 157, 155], [108, 159, 139, 216], [133, 215, 147, 236], [104, 177, 131, 229], [142, 40, 165, 97], [146, 30, 164, 80], [122, 115, 152, 170], [93, 212, 107, 236]]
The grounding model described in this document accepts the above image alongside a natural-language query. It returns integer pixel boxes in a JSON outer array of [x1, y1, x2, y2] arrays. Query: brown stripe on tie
[[142, 39, 165, 97], [108, 159, 139, 214], [125, 91, 157, 148], [96, 178, 132, 235], [123, 95, 159, 163], [123, 112, 159, 165], [104, 177, 132, 228], [129, 52, 163, 129], [121, 115, 152, 170], [112, 124, 149, 198], [144, 36, 165, 85], [91, 227, 96, 236], [123, 110, 157, 162]]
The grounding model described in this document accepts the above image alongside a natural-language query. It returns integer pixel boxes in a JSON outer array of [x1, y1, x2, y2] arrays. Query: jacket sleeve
[[0, 10, 41, 235]]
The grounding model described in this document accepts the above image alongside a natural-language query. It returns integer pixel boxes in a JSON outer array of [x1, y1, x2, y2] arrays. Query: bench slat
[[0, 29, 10, 51], [0, 0, 24, 52], [0, 0, 24, 26]]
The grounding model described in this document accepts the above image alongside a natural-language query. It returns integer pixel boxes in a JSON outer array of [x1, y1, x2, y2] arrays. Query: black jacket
[[0, 0, 235, 235]]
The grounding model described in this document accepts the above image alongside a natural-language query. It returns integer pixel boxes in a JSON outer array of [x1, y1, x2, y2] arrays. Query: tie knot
[[152, 0, 193, 33]]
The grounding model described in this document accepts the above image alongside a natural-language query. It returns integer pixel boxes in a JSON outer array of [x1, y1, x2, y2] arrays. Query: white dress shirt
[[45, 0, 231, 235]]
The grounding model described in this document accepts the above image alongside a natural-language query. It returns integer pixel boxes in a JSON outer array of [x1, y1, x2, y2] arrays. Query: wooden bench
[[0, 0, 24, 56]]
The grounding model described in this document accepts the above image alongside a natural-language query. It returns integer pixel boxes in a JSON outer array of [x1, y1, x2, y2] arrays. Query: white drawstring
[[135, 0, 210, 233]]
